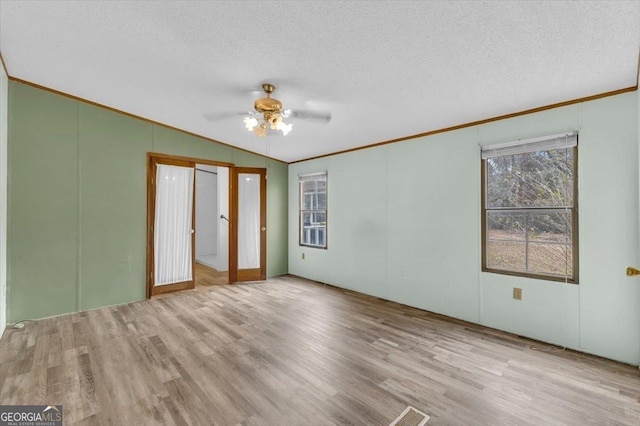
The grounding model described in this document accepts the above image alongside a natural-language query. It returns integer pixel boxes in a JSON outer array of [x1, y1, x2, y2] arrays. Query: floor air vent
[[389, 406, 430, 426]]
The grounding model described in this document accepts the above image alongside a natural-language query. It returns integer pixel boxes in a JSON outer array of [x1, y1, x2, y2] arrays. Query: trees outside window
[[482, 134, 578, 283]]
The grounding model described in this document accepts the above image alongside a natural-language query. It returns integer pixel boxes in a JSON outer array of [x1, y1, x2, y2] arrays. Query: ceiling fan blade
[[289, 110, 332, 123], [202, 111, 249, 121]]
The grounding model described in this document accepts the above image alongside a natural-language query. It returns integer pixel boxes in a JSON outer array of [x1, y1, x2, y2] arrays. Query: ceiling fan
[[205, 83, 332, 137]]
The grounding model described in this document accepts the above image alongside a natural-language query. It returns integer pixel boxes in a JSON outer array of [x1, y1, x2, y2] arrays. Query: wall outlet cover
[[513, 288, 522, 300]]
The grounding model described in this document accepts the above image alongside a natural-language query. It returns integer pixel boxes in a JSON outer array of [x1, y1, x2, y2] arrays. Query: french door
[[147, 157, 196, 297], [230, 167, 267, 282], [147, 154, 267, 296]]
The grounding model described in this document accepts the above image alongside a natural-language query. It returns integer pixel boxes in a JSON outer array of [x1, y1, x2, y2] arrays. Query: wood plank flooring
[[1, 275, 639, 425], [195, 263, 228, 287]]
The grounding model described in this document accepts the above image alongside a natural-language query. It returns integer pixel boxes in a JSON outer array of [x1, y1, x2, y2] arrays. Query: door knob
[[626, 267, 640, 276], [261, 227, 266, 232]]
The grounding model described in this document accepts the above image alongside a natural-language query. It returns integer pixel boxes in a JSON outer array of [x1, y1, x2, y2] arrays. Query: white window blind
[[299, 171, 327, 182], [481, 132, 577, 159]]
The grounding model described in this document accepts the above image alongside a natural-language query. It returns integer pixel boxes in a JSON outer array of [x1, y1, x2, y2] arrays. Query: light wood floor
[[1, 275, 639, 425], [195, 263, 228, 287]]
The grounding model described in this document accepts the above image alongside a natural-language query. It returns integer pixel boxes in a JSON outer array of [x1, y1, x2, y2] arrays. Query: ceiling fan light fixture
[[253, 122, 267, 137], [276, 120, 293, 136], [243, 116, 258, 131], [268, 113, 282, 130]]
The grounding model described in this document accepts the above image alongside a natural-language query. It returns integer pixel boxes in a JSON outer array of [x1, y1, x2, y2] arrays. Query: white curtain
[[154, 164, 194, 286], [238, 173, 260, 269]]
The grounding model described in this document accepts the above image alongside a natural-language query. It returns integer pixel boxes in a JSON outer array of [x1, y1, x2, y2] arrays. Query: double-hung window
[[299, 172, 327, 248], [481, 132, 578, 283]]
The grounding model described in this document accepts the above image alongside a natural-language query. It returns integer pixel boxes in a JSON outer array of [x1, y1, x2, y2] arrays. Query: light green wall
[[8, 81, 288, 322], [289, 91, 640, 365]]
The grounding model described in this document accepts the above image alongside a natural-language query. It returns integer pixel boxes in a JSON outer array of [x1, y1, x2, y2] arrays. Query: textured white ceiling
[[1, 1, 639, 162]]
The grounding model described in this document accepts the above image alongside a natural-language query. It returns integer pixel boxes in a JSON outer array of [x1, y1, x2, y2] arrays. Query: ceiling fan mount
[[261, 83, 275, 95]]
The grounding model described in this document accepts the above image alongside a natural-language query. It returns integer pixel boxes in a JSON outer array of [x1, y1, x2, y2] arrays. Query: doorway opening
[[194, 164, 229, 287]]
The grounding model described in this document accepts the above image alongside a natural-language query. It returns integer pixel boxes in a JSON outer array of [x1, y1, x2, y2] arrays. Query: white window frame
[[481, 132, 578, 283], [299, 172, 327, 249]]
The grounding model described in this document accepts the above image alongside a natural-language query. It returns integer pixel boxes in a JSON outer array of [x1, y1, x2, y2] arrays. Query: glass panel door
[[154, 164, 194, 286], [231, 167, 266, 282], [148, 157, 196, 297]]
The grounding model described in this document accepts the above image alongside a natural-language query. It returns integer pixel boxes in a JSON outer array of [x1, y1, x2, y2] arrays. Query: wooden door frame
[[230, 167, 267, 282], [146, 152, 235, 298]]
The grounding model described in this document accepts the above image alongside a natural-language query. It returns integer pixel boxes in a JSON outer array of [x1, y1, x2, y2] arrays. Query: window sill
[[299, 244, 327, 250], [482, 267, 578, 284]]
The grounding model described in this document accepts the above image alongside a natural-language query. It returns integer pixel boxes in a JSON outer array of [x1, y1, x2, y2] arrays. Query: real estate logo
[[0, 405, 62, 426]]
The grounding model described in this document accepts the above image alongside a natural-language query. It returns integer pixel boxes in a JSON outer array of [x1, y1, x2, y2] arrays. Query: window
[[299, 172, 327, 248], [481, 132, 578, 283]]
